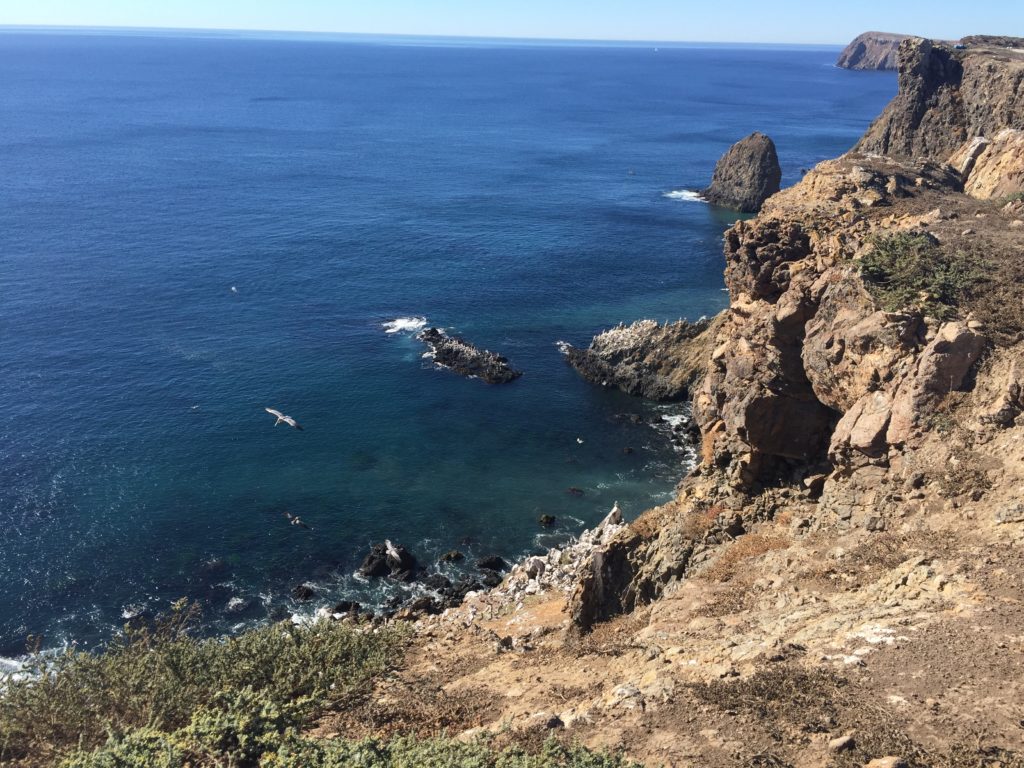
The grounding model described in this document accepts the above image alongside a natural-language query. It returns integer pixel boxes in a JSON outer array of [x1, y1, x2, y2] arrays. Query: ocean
[[0, 29, 895, 652]]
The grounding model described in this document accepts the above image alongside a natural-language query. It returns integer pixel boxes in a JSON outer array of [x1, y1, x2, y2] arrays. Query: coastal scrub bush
[[858, 232, 984, 320], [0, 601, 406, 767], [62, 732, 642, 768]]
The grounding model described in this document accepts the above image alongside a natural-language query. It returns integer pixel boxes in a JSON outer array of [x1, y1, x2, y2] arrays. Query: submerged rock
[[291, 584, 316, 601], [702, 132, 781, 212], [476, 555, 510, 573], [418, 328, 522, 384]]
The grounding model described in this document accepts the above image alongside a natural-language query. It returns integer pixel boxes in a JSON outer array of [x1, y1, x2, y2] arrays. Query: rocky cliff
[[349, 37, 1024, 768], [836, 31, 911, 71], [856, 35, 1024, 191]]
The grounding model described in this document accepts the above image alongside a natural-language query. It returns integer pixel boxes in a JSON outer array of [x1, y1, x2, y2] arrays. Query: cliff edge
[[856, 35, 1024, 186], [372, 36, 1024, 768]]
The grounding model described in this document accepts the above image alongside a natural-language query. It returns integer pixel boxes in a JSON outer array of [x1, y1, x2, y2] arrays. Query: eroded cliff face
[[569, 36, 1024, 629], [856, 36, 1024, 201]]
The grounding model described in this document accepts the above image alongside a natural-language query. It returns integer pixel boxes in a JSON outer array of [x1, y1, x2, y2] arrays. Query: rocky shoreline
[[562, 316, 720, 401], [357, 35, 1024, 767]]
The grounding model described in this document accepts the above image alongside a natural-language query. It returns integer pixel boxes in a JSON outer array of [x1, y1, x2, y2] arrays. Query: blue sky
[[2, 0, 1021, 44]]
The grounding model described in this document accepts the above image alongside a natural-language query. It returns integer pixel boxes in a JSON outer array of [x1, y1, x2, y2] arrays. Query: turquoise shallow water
[[0, 30, 896, 651]]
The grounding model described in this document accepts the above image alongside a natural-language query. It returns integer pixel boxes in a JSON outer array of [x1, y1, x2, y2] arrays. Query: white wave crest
[[382, 316, 428, 334], [662, 190, 707, 203]]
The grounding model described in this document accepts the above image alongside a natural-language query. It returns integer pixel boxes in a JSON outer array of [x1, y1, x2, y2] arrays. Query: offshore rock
[[563, 315, 722, 401], [836, 31, 911, 71], [702, 132, 782, 213], [358, 540, 419, 582], [418, 328, 522, 384]]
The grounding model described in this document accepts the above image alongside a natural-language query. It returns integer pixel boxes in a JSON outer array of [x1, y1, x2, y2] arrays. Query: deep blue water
[[0, 30, 895, 652]]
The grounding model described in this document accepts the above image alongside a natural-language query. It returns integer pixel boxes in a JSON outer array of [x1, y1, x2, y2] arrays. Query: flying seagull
[[284, 511, 311, 530], [265, 408, 303, 430]]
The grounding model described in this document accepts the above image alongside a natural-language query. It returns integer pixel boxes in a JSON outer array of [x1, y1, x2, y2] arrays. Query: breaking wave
[[382, 316, 428, 334]]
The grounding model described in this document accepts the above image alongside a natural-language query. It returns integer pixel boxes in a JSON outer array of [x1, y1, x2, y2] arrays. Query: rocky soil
[[313, 36, 1024, 767], [702, 132, 782, 213], [836, 32, 911, 71]]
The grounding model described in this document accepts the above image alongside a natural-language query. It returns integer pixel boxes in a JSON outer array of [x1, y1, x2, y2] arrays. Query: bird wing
[[265, 408, 284, 419]]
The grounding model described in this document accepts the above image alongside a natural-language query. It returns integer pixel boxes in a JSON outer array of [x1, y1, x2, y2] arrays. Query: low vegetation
[[0, 601, 637, 768], [0, 601, 405, 767], [858, 232, 984, 321], [62, 732, 641, 768]]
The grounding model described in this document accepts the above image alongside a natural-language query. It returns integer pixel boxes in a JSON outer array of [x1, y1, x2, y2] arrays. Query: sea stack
[[836, 31, 912, 70], [702, 132, 781, 213]]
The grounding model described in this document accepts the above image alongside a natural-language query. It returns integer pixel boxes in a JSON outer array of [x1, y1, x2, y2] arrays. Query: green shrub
[[59, 728, 185, 768], [264, 734, 642, 768], [63, 732, 641, 768], [0, 601, 406, 767], [178, 686, 301, 765], [858, 232, 984, 320]]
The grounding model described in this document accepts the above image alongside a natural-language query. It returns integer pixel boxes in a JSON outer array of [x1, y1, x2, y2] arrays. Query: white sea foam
[[554, 341, 571, 355], [662, 190, 707, 203], [382, 316, 428, 334]]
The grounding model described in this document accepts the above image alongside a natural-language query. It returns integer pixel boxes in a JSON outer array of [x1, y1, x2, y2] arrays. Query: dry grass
[[680, 504, 728, 540], [698, 534, 790, 583], [938, 450, 993, 499]]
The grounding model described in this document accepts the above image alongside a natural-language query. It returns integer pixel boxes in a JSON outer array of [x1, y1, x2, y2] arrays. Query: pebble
[[828, 732, 856, 752]]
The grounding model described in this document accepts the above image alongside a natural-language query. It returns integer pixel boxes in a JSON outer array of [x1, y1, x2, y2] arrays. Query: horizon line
[[0, 23, 850, 48]]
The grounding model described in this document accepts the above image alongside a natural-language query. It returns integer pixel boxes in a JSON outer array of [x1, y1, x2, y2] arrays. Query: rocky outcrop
[[563, 315, 722, 401], [885, 321, 985, 445], [702, 132, 782, 212], [958, 129, 1024, 199], [358, 540, 420, 582], [855, 38, 968, 161], [856, 36, 1024, 173], [418, 328, 522, 384], [836, 31, 911, 71]]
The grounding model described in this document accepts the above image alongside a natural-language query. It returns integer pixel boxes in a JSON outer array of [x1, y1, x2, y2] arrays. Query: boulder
[[887, 321, 986, 444], [476, 555, 510, 573], [829, 390, 893, 460], [702, 132, 782, 213], [291, 584, 315, 601], [357, 540, 419, 582]]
